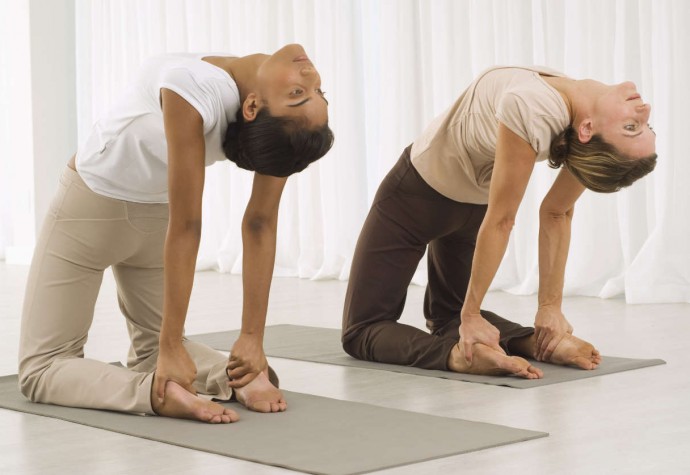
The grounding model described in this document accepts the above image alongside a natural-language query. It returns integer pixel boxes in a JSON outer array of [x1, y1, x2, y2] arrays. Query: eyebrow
[[287, 98, 311, 108], [625, 130, 643, 138], [287, 95, 329, 108]]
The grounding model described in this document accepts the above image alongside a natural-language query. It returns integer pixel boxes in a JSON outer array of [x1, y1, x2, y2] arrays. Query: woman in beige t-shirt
[[342, 67, 657, 377]]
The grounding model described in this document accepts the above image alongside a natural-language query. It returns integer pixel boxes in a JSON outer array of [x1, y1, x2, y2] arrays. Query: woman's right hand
[[534, 306, 573, 362], [459, 311, 504, 365], [153, 341, 197, 403]]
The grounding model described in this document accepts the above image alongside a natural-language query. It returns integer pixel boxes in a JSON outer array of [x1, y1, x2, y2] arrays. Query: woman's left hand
[[534, 306, 573, 362], [226, 334, 268, 388]]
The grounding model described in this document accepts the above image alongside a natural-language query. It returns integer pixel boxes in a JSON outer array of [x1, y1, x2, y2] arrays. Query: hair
[[223, 108, 334, 177], [548, 125, 657, 193]]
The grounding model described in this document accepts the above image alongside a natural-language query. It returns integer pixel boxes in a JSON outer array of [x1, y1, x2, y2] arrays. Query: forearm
[[240, 218, 277, 337], [537, 210, 572, 309], [160, 226, 201, 346], [463, 219, 513, 314]]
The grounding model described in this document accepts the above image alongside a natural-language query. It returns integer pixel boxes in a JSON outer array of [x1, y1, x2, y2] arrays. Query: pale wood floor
[[1, 262, 689, 474]]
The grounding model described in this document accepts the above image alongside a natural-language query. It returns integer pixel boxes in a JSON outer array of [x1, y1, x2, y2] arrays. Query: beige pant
[[18, 166, 231, 415]]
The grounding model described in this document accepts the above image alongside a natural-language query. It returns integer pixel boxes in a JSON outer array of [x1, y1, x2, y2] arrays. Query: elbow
[[539, 205, 574, 224], [484, 215, 516, 234], [168, 218, 202, 239]]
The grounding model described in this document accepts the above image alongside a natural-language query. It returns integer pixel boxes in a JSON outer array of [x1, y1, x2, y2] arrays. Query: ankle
[[447, 343, 469, 373], [507, 335, 536, 358]]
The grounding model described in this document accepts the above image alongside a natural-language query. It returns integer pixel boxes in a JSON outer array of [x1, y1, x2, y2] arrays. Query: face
[[252, 44, 329, 128], [591, 81, 656, 159]]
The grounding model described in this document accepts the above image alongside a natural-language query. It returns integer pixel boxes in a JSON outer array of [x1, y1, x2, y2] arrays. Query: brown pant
[[18, 166, 232, 414], [342, 147, 533, 370]]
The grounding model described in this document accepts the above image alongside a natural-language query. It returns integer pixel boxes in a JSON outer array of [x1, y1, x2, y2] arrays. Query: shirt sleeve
[[496, 87, 568, 157], [495, 91, 537, 152], [159, 67, 218, 131]]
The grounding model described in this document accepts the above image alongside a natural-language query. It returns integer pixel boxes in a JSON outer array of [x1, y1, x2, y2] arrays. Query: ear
[[242, 93, 262, 122], [577, 118, 594, 144]]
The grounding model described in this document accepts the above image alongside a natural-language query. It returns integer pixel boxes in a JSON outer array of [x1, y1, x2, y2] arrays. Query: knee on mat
[[341, 332, 363, 360], [17, 366, 42, 402]]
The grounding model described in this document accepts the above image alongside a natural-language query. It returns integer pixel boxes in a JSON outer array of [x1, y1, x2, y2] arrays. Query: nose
[[637, 103, 651, 121], [300, 65, 316, 76]]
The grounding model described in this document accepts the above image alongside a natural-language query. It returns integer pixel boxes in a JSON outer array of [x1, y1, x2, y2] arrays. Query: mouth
[[293, 55, 311, 63], [627, 93, 641, 101]]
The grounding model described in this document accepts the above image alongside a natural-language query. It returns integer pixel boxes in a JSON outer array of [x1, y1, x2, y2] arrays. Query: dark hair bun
[[223, 121, 252, 169], [223, 108, 334, 177], [548, 125, 574, 169]]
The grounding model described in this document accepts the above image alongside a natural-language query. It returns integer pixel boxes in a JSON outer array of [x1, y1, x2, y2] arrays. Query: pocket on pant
[[125, 203, 169, 234], [126, 217, 169, 234]]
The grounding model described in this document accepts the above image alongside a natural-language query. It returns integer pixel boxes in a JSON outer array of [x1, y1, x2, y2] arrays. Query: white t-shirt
[[411, 66, 570, 204], [76, 53, 240, 203]]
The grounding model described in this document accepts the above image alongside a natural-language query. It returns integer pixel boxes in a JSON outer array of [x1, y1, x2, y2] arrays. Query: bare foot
[[152, 380, 239, 423], [447, 343, 543, 379], [233, 370, 287, 413], [549, 334, 602, 370]]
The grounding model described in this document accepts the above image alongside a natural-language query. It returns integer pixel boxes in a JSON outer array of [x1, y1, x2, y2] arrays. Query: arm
[[153, 88, 206, 401], [226, 173, 288, 388], [534, 168, 586, 361], [459, 123, 536, 363]]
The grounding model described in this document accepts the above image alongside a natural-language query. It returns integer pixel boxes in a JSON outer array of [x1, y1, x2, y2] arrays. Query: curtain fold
[[65, 0, 689, 303]]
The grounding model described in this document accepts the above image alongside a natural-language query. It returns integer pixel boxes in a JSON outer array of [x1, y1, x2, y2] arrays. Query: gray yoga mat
[[189, 324, 666, 389], [0, 375, 546, 475]]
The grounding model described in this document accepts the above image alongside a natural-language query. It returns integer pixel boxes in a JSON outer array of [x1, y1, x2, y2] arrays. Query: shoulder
[[495, 73, 569, 151], [158, 57, 225, 88], [157, 56, 237, 127]]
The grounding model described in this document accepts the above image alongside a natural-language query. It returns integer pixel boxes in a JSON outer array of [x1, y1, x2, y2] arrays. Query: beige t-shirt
[[410, 66, 570, 204]]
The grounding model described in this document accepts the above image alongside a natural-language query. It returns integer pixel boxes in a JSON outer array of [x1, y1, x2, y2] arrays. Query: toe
[[499, 356, 522, 374], [252, 401, 272, 413], [223, 412, 238, 423], [518, 368, 536, 379], [572, 356, 595, 370], [223, 408, 239, 422], [529, 365, 544, 378], [507, 358, 537, 379], [200, 411, 215, 423]]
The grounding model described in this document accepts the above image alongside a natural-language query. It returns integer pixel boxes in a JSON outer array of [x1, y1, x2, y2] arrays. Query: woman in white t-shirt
[[19, 44, 333, 423], [342, 67, 656, 378]]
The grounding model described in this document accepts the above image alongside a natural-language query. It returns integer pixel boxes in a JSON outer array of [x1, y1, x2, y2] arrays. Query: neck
[[225, 54, 268, 102], [560, 78, 608, 129], [543, 76, 576, 125]]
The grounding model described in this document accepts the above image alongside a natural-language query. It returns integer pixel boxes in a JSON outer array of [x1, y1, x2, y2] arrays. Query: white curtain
[[67, 0, 690, 303], [0, 0, 34, 262]]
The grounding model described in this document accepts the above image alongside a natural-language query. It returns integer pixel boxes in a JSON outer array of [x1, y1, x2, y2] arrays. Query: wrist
[[239, 329, 264, 340], [461, 292, 482, 316], [537, 302, 561, 311], [460, 307, 482, 319], [538, 291, 562, 309], [159, 333, 184, 350]]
